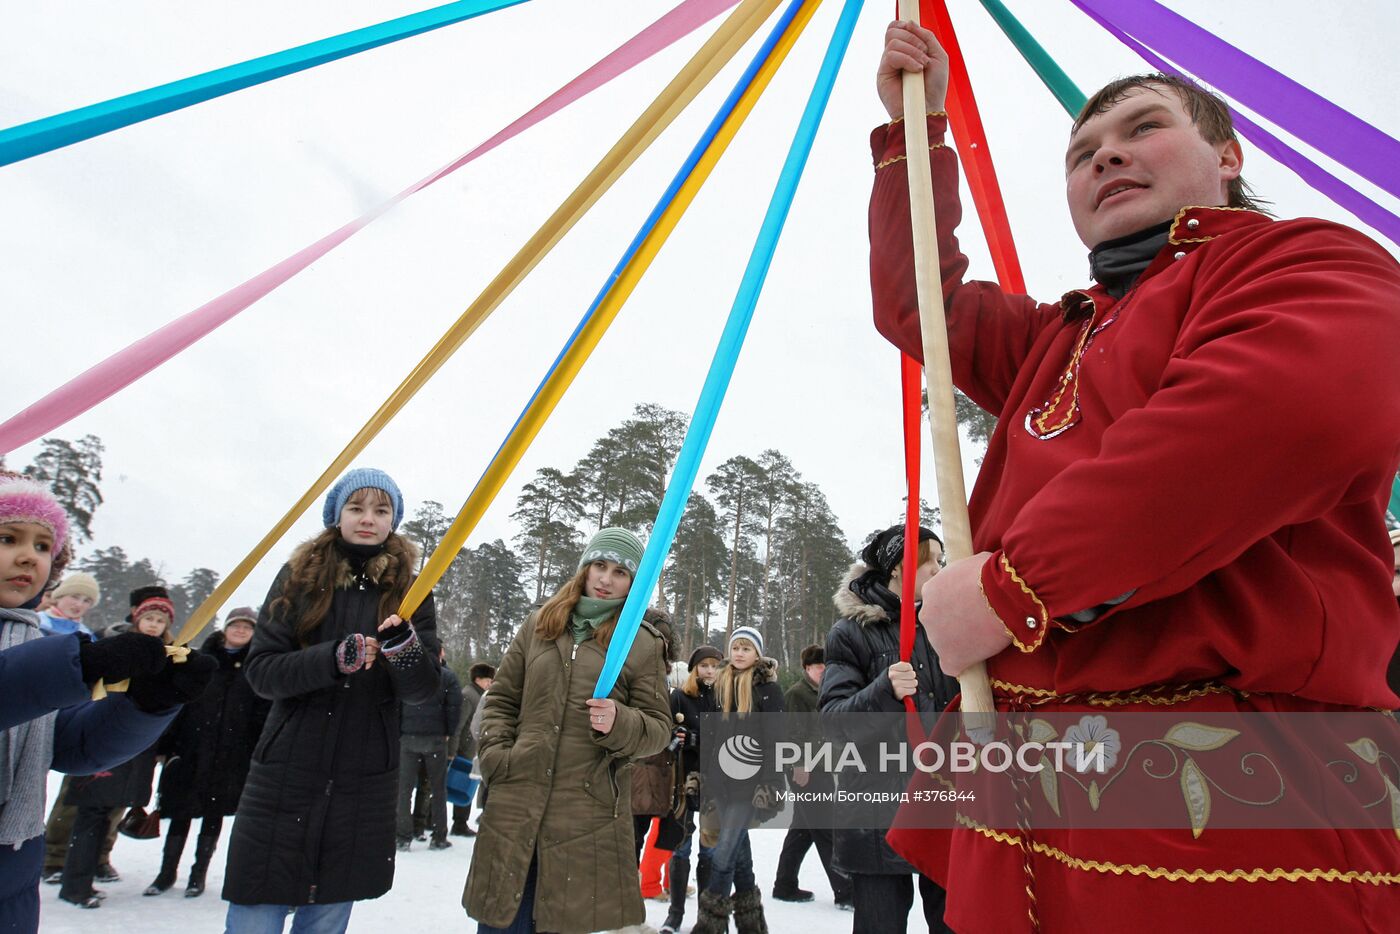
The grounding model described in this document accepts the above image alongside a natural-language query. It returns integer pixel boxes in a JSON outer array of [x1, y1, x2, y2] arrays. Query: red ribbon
[[919, 0, 1027, 293], [899, 352, 923, 716]]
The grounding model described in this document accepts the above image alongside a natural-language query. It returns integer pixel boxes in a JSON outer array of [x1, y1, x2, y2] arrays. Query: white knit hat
[[729, 625, 764, 656]]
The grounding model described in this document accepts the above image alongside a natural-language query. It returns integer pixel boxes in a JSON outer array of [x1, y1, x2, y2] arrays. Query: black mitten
[[127, 651, 218, 712], [77, 632, 167, 686]]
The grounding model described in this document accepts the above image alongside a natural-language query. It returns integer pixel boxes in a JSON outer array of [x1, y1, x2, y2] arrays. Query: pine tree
[[668, 493, 727, 656], [511, 469, 582, 601], [401, 500, 452, 573], [170, 567, 221, 643], [706, 456, 766, 644], [22, 435, 104, 543]]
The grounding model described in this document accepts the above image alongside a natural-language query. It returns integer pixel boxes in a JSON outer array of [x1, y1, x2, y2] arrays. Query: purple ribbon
[[1070, 0, 1400, 248], [1070, 0, 1400, 202]]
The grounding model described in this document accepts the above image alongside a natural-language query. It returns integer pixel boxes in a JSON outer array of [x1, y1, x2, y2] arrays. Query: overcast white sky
[[3, 0, 1397, 617]]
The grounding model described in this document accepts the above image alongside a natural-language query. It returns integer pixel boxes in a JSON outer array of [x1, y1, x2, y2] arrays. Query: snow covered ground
[[40, 774, 921, 932]]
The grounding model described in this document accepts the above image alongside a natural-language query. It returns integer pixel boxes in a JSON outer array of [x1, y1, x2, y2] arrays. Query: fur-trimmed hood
[[832, 561, 892, 627], [287, 535, 420, 590], [723, 654, 779, 684]]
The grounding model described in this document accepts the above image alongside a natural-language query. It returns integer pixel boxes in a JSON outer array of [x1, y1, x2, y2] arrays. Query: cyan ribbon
[[595, 0, 864, 698], [0, 0, 528, 166]]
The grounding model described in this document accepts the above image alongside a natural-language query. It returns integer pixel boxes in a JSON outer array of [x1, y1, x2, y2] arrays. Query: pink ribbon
[[0, 0, 740, 454]]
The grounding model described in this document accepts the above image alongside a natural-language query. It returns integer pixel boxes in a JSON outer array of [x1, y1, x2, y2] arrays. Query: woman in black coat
[[144, 611, 270, 898], [661, 645, 721, 934], [221, 470, 440, 934], [819, 526, 959, 934], [690, 627, 785, 934]]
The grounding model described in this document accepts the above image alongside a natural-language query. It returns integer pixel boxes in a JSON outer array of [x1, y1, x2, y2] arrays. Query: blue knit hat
[[322, 468, 404, 531]]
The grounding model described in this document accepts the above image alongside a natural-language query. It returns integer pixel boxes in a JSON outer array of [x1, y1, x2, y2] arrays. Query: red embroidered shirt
[[869, 115, 1400, 708]]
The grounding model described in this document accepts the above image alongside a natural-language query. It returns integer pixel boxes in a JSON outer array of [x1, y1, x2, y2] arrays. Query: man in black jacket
[[396, 648, 463, 850], [449, 662, 495, 836], [819, 526, 958, 934], [774, 644, 852, 907]]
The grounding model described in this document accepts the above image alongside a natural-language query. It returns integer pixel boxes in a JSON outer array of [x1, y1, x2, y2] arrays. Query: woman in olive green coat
[[464, 529, 673, 933]]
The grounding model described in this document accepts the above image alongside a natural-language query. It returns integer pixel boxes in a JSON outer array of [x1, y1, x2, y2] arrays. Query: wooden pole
[[895, 1, 994, 715]]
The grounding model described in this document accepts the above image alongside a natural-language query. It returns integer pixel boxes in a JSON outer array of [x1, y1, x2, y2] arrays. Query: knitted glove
[[77, 632, 167, 686], [335, 633, 368, 675], [379, 620, 423, 671], [127, 651, 218, 713]]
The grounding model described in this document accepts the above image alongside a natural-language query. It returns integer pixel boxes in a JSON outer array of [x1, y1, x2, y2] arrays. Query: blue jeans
[[705, 801, 756, 898], [476, 856, 542, 934], [224, 901, 354, 934]]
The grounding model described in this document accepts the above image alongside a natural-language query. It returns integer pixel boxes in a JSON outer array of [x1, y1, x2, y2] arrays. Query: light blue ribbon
[[596, 0, 864, 697], [0, 0, 528, 166]]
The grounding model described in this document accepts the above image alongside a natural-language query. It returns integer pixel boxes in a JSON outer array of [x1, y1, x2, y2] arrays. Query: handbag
[[117, 806, 161, 840]]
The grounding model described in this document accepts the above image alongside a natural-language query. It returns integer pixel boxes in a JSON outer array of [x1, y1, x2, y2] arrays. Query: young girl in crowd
[[465, 528, 672, 934], [692, 627, 784, 934], [145, 606, 269, 898], [59, 595, 179, 908], [660, 644, 722, 934], [0, 471, 211, 932], [222, 468, 440, 934]]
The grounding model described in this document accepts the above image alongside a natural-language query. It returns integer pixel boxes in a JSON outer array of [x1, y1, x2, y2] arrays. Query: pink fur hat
[[0, 470, 72, 579]]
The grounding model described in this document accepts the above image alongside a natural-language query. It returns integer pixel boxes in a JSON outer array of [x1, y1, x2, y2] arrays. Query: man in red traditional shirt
[[868, 19, 1400, 933]]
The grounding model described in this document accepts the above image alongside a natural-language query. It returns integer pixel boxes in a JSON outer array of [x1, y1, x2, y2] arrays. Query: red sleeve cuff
[[870, 112, 951, 169], [980, 550, 1052, 652]]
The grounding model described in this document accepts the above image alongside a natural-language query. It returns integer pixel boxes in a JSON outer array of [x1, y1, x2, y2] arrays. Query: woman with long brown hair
[[465, 528, 673, 934], [222, 468, 440, 934]]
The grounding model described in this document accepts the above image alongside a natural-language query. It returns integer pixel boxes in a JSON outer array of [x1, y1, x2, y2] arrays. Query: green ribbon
[[976, 0, 1086, 116]]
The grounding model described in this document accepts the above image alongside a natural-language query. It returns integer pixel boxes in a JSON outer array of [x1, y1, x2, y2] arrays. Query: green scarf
[[569, 595, 624, 644]]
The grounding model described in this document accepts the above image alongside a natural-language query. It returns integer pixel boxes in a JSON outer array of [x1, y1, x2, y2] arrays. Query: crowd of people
[[5, 17, 1400, 934]]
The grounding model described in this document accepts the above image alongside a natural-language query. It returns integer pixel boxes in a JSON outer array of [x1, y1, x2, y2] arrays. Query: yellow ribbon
[[178, 0, 782, 647], [397, 0, 824, 620], [91, 644, 190, 701]]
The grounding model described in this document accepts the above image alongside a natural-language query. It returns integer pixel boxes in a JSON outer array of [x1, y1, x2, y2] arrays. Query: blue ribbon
[[0, 0, 528, 166], [595, 0, 864, 698]]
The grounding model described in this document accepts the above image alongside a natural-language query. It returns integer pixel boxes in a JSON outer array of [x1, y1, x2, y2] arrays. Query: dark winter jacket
[[705, 658, 786, 809], [670, 681, 719, 779], [401, 665, 462, 739], [157, 631, 271, 821], [222, 542, 440, 907], [820, 561, 958, 876], [65, 743, 160, 810], [464, 608, 672, 933], [783, 675, 835, 793], [457, 680, 484, 760]]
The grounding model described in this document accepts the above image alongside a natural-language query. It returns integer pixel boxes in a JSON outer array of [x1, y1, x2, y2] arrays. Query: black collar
[[1089, 220, 1172, 298]]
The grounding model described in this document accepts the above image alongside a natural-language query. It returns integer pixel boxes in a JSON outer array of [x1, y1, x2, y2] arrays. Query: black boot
[[144, 830, 186, 896], [661, 855, 690, 933], [733, 886, 769, 934], [690, 889, 732, 934], [696, 853, 712, 893], [184, 831, 218, 898]]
